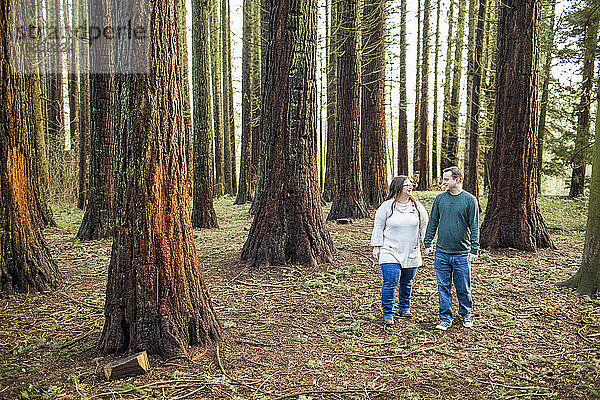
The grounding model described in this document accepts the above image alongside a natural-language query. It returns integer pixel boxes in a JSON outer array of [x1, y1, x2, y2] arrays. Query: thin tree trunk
[[327, 0, 369, 221], [361, 0, 387, 208], [397, 0, 409, 176], [78, 0, 90, 210], [177, 0, 193, 190], [481, 0, 497, 190], [222, 0, 235, 196], [68, 0, 81, 203], [413, 0, 422, 173], [463, 0, 477, 190], [417, 0, 431, 190], [210, 0, 225, 197], [440, 0, 454, 171], [241, 0, 334, 267], [99, 0, 222, 357], [480, 0, 553, 251], [432, 0, 442, 182], [323, 0, 337, 201], [1, 0, 59, 293]]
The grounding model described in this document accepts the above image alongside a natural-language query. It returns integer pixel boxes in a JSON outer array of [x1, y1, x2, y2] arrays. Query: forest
[[1, 0, 600, 398]]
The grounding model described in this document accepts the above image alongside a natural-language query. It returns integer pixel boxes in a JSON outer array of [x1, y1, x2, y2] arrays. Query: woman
[[371, 176, 429, 326]]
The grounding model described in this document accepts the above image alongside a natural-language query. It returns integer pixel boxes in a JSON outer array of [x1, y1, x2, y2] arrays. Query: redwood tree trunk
[[327, 0, 368, 221], [432, 0, 441, 182], [440, 0, 454, 171], [77, 0, 115, 241], [480, 0, 553, 251], [241, 0, 334, 267], [323, 0, 337, 202], [360, 0, 387, 208], [397, 0, 408, 176], [191, 0, 218, 228], [99, 0, 222, 357], [78, 0, 90, 210], [416, 0, 430, 190], [210, 1, 225, 197], [0, 0, 59, 293]]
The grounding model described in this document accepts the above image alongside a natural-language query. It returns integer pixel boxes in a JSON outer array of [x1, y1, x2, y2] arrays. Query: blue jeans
[[380, 263, 417, 317], [434, 251, 472, 323]]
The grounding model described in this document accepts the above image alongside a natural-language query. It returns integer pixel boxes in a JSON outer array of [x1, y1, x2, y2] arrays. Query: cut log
[[103, 351, 150, 380]]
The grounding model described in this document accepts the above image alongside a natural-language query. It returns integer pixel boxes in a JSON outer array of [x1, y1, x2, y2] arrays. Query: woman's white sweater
[[370, 198, 429, 268]]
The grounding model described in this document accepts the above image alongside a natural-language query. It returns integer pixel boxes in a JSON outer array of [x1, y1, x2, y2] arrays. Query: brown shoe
[[398, 310, 412, 318], [383, 317, 394, 326]]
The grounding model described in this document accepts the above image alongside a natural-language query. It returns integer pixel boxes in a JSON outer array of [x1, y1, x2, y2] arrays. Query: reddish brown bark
[[242, 0, 334, 267], [397, 0, 408, 176], [416, 0, 430, 190], [480, 0, 553, 251], [323, 0, 337, 202], [98, 0, 222, 357]]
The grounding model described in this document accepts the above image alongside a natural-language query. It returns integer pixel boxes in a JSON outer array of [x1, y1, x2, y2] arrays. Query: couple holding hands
[[370, 166, 480, 330]]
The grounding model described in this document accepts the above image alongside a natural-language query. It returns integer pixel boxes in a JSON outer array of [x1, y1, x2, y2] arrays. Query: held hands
[[424, 247, 435, 257], [372, 246, 380, 260], [468, 253, 478, 263]]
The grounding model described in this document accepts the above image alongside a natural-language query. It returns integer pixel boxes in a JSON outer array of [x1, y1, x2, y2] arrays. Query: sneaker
[[435, 320, 452, 331], [463, 316, 473, 328], [383, 317, 394, 326], [398, 310, 412, 318]]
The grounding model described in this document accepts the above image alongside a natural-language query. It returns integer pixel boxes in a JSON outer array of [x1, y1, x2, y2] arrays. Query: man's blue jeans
[[434, 251, 472, 323], [380, 263, 417, 318]]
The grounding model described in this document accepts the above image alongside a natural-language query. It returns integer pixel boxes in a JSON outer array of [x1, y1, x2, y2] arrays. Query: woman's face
[[402, 179, 413, 196]]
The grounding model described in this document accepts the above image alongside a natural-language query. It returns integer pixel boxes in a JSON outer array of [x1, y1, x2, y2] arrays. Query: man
[[424, 166, 479, 331]]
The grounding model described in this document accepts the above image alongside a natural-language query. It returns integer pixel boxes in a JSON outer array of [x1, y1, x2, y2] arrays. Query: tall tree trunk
[[46, 0, 65, 200], [413, 0, 422, 173], [323, 0, 338, 201], [241, 0, 334, 267], [210, 0, 225, 197], [463, 0, 486, 198], [462, 0, 477, 190], [327, 0, 369, 221], [569, 11, 598, 199], [480, 0, 553, 251], [416, 0, 431, 190], [481, 0, 497, 190], [361, 0, 387, 208], [440, 0, 454, 171], [68, 0, 81, 203], [192, 0, 219, 228], [236, 0, 257, 204], [446, 0, 467, 168], [78, 0, 90, 210], [0, 0, 60, 293], [397, 0, 408, 176], [537, 0, 557, 191], [561, 68, 600, 294], [99, 0, 222, 357], [432, 0, 442, 182], [77, 0, 115, 241], [177, 0, 193, 190], [222, 0, 236, 196]]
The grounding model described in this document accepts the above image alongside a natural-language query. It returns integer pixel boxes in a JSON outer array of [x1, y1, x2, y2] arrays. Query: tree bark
[[360, 0, 387, 208], [78, 0, 90, 210], [569, 10, 598, 199], [210, 0, 225, 197], [416, 0, 431, 190], [0, 0, 60, 293], [327, 0, 368, 221], [191, 0, 219, 228], [397, 0, 408, 176], [99, 0, 222, 358], [241, 0, 334, 268], [413, 0, 421, 173], [77, 0, 115, 241], [222, 0, 236, 196], [68, 0, 81, 203], [177, 0, 193, 190], [440, 0, 454, 171], [323, 0, 337, 202], [432, 0, 442, 182], [480, 0, 553, 251]]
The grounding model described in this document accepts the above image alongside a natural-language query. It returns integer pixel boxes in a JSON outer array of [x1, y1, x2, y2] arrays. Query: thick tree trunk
[[323, 0, 337, 202], [569, 13, 598, 199], [445, 0, 466, 168], [99, 0, 222, 358], [537, 0, 556, 191], [397, 0, 408, 176], [463, 0, 486, 198], [327, 0, 368, 221], [0, 0, 59, 293], [46, 0, 65, 200], [77, 0, 115, 241], [241, 0, 334, 267], [480, 0, 553, 251], [440, 0, 454, 171], [481, 0, 497, 191], [210, 1, 225, 197], [192, 0, 219, 228], [78, 0, 90, 210], [360, 0, 387, 208], [432, 0, 441, 182], [562, 71, 600, 294], [416, 0, 431, 190]]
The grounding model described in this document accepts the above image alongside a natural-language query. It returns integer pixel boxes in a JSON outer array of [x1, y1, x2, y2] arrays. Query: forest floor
[[0, 193, 599, 400]]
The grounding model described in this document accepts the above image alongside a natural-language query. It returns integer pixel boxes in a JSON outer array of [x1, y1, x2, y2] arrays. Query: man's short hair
[[443, 166, 463, 181]]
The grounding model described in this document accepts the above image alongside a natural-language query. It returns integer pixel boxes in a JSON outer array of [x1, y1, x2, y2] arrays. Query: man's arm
[[468, 196, 480, 261]]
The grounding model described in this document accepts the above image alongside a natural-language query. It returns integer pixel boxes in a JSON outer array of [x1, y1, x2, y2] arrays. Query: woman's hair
[[386, 176, 421, 222]]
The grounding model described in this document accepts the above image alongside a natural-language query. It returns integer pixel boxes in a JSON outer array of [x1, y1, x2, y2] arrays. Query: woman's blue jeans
[[434, 251, 472, 323], [380, 263, 417, 317]]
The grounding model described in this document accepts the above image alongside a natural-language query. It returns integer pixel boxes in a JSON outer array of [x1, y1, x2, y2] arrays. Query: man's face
[[442, 172, 459, 191]]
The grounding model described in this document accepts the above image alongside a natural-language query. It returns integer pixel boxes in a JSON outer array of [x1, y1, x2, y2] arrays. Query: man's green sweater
[[423, 190, 479, 255]]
